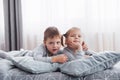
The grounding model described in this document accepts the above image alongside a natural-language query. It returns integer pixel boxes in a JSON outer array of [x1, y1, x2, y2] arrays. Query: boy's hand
[[52, 54, 68, 63], [83, 55, 90, 58]]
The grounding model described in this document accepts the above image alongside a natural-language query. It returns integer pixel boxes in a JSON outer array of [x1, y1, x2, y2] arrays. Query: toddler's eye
[[70, 35, 75, 37], [78, 35, 82, 37]]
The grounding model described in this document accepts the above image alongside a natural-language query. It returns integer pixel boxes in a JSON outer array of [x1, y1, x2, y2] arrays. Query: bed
[[1, 50, 120, 80], [0, 58, 120, 80]]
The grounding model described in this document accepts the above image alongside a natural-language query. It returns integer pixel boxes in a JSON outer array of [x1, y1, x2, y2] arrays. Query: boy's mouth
[[52, 49, 58, 52], [73, 41, 80, 43]]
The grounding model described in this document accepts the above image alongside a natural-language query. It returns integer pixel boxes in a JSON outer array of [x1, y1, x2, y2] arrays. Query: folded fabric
[[59, 51, 120, 77], [9, 56, 59, 73], [0, 59, 13, 74]]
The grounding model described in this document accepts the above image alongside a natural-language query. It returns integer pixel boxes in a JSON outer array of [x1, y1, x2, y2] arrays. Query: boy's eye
[[49, 42, 54, 45], [57, 41, 61, 44], [49, 41, 61, 45]]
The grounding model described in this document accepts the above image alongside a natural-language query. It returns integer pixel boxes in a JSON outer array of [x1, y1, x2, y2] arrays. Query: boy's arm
[[31, 44, 67, 63], [34, 54, 68, 63]]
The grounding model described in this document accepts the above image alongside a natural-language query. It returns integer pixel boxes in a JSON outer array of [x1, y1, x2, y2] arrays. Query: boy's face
[[44, 36, 61, 55]]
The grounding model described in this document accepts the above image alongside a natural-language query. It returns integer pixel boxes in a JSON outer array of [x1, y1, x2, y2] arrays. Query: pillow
[[59, 51, 120, 77], [10, 57, 59, 73]]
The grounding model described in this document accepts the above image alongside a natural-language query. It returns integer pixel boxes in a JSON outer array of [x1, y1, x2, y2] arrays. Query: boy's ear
[[43, 40, 46, 44]]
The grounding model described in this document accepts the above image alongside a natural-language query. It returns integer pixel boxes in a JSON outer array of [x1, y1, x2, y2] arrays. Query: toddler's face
[[44, 36, 61, 55], [66, 29, 83, 49]]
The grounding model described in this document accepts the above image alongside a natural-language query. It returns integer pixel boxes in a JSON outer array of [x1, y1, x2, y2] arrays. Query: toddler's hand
[[69, 41, 83, 51], [82, 41, 88, 51]]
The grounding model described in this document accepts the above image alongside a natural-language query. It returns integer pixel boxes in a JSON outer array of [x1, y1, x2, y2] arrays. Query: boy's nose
[[53, 43, 57, 47]]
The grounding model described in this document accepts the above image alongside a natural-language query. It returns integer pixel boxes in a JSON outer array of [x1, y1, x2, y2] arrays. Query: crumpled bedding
[[84, 62, 120, 80]]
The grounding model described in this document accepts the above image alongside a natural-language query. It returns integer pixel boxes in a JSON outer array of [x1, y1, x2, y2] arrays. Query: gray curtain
[[3, 0, 23, 51]]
